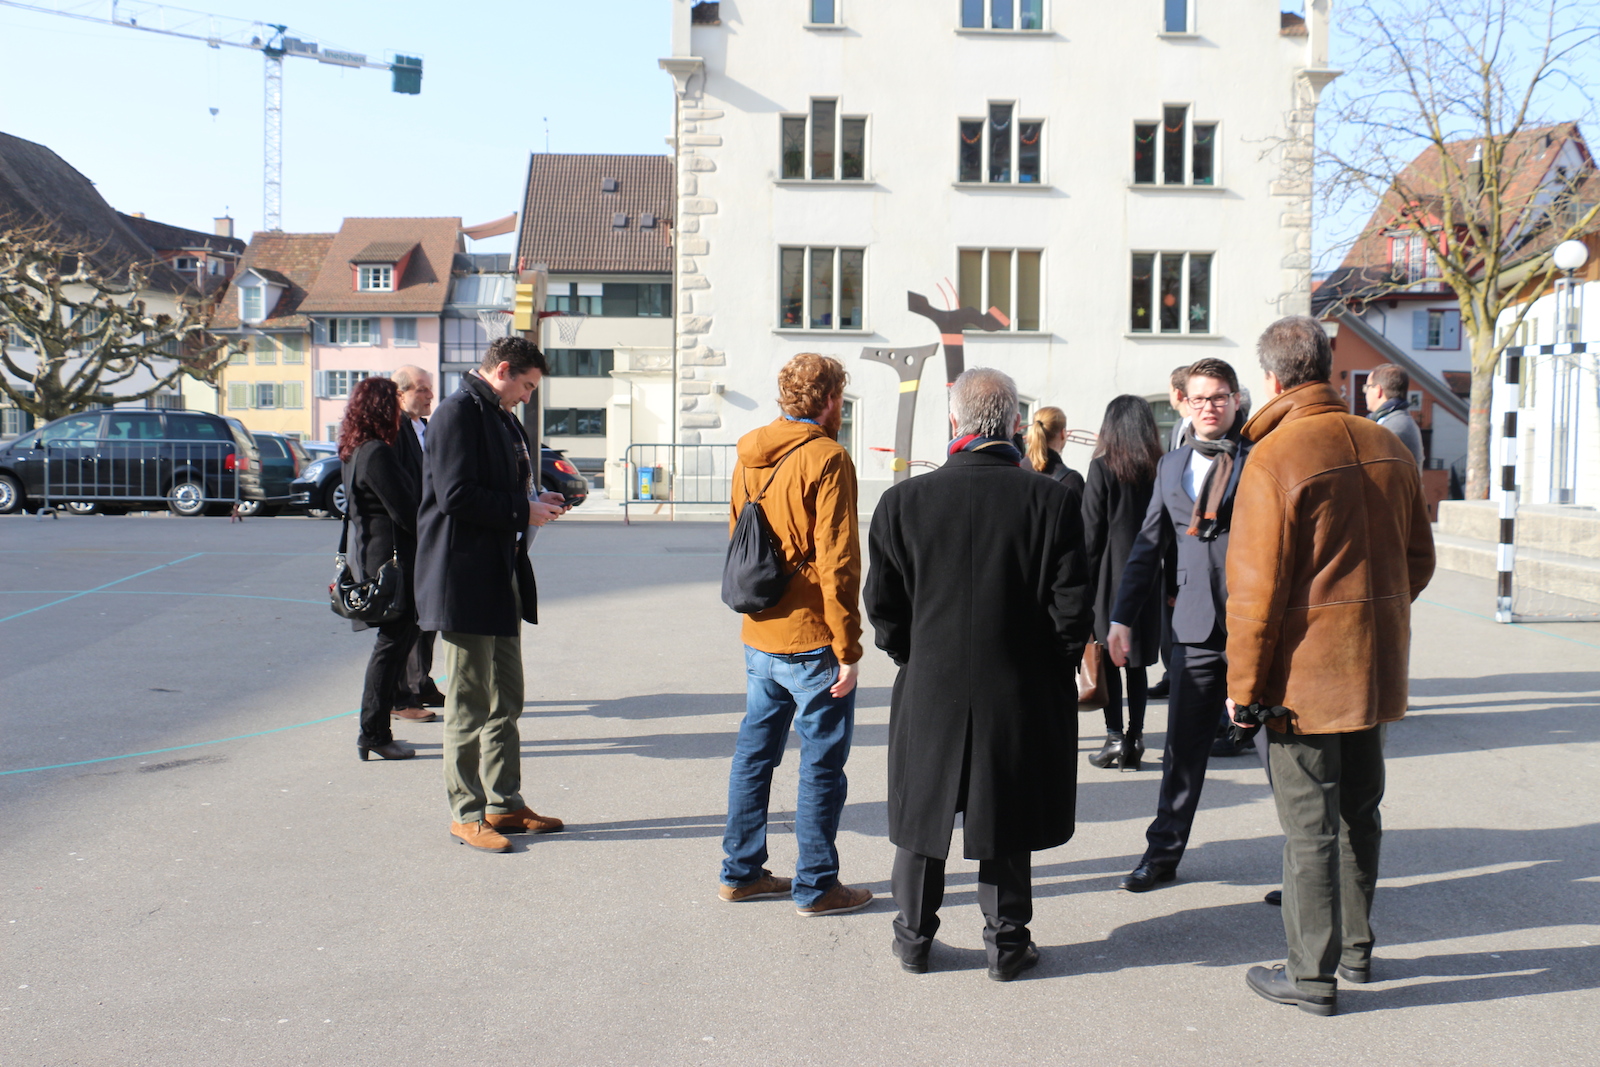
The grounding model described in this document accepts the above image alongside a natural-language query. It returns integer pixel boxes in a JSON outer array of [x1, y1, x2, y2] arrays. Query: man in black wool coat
[[864, 367, 1092, 982]]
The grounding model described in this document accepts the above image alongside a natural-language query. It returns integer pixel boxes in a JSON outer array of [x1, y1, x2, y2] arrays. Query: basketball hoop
[[553, 313, 587, 346], [477, 309, 514, 341]]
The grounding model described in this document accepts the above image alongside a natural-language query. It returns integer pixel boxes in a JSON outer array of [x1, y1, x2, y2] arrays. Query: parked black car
[[288, 442, 588, 518], [0, 409, 263, 516], [235, 430, 309, 517]]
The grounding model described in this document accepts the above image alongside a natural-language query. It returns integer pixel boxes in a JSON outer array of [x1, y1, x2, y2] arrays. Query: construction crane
[[0, 0, 422, 231]]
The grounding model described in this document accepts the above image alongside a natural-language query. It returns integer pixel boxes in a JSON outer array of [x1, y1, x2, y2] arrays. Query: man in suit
[[865, 368, 1092, 981], [415, 337, 569, 854], [1228, 316, 1434, 1015], [391, 365, 445, 717], [1107, 357, 1248, 891]]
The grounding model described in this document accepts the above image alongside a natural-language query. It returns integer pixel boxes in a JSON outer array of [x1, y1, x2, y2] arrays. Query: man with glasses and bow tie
[[1106, 357, 1252, 894]]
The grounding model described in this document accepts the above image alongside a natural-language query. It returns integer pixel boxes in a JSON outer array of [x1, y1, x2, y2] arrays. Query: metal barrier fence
[[36, 439, 245, 516], [620, 443, 737, 524]]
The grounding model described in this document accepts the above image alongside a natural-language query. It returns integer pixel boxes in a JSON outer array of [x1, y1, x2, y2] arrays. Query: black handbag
[[721, 438, 816, 614], [328, 497, 405, 625]]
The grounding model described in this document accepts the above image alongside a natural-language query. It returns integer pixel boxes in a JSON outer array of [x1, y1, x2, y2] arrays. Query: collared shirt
[[1184, 449, 1214, 502], [411, 417, 426, 451]]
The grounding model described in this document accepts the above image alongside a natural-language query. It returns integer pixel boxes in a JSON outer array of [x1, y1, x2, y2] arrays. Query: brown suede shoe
[[718, 870, 792, 902], [484, 807, 564, 834], [796, 882, 873, 917], [450, 821, 512, 853], [390, 707, 438, 722]]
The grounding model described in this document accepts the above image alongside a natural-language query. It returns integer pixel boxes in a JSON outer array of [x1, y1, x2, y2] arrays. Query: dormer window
[[241, 285, 264, 322], [174, 256, 199, 272], [358, 265, 393, 291]]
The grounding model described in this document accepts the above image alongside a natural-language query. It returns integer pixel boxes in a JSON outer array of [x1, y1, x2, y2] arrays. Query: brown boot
[[450, 821, 512, 853], [485, 807, 564, 834]]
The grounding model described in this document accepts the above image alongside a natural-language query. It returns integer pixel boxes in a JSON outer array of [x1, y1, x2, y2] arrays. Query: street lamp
[[1553, 239, 1589, 344]]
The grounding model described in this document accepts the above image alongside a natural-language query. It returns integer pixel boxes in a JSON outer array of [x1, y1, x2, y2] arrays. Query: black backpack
[[721, 439, 817, 614]]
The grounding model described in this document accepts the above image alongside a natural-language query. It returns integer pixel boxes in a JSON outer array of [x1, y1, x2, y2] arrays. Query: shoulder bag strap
[[751, 435, 819, 503]]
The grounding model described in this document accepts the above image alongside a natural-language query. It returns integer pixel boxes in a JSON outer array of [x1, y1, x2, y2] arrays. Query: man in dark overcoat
[[415, 337, 568, 854], [864, 368, 1092, 981]]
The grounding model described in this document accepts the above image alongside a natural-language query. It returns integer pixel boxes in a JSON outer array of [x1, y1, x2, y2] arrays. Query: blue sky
[[0, 0, 672, 252]]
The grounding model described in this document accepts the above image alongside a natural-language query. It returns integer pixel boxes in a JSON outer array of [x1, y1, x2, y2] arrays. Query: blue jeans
[[721, 646, 856, 908]]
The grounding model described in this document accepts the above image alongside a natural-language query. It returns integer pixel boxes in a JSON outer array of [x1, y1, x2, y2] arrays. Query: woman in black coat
[[1023, 405, 1085, 498], [1081, 395, 1164, 771], [340, 377, 424, 762]]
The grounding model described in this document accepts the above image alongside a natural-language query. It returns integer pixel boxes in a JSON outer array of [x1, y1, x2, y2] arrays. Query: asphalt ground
[[1, 511, 1597, 1066]]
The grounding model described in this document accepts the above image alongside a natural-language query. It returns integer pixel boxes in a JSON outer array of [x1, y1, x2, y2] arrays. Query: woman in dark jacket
[[1023, 405, 1086, 498], [340, 377, 425, 762], [1081, 395, 1164, 771]]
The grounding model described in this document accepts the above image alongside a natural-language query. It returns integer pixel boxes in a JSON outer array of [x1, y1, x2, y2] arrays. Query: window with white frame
[[959, 104, 1043, 184], [328, 319, 375, 345], [838, 396, 857, 458], [1133, 106, 1216, 185], [281, 381, 304, 409], [961, 0, 1044, 30], [280, 334, 306, 364], [958, 249, 1042, 331], [317, 369, 375, 399], [255, 336, 278, 364], [1162, 0, 1192, 32], [779, 247, 865, 329], [3, 407, 34, 435], [227, 381, 250, 409], [174, 256, 198, 272], [1414, 308, 1462, 350], [1388, 232, 1434, 284], [358, 265, 393, 291], [326, 423, 339, 441], [240, 285, 264, 322], [808, 0, 839, 24], [228, 346, 248, 365], [255, 382, 279, 409], [392, 318, 418, 345], [781, 100, 867, 180], [1130, 252, 1213, 334]]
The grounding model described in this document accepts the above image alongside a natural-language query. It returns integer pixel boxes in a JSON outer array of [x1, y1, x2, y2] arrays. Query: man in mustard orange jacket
[[1227, 316, 1435, 1016], [717, 353, 871, 918]]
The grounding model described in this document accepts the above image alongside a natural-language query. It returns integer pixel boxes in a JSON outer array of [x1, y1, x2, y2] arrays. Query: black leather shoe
[[1337, 963, 1371, 984], [1246, 964, 1336, 1016], [1148, 677, 1171, 698], [891, 939, 929, 974], [987, 942, 1039, 982], [1264, 889, 1283, 906], [1119, 862, 1176, 892], [358, 740, 416, 761]]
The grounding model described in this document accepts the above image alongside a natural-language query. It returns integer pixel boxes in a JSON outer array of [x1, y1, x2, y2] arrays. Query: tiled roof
[[1281, 12, 1308, 36], [118, 213, 245, 257], [517, 154, 674, 274], [350, 240, 416, 264], [1314, 123, 1592, 314], [299, 217, 462, 314], [0, 131, 190, 295], [212, 231, 335, 331]]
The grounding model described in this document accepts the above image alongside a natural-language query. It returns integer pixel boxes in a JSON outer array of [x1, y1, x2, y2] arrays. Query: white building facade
[[660, 0, 1335, 505]]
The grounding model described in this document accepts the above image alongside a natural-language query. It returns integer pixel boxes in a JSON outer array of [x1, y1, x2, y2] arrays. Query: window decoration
[[959, 104, 1043, 184], [1129, 252, 1213, 334], [1133, 105, 1216, 185]]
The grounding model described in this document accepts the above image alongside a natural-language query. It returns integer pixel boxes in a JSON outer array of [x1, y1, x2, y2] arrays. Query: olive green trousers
[[441, 621, 526, 825]]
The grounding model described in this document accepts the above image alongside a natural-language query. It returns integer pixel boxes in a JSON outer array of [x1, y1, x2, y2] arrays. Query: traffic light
[[391, 55, 422, 95]]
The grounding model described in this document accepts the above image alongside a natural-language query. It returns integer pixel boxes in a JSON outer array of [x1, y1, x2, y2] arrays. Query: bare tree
[[0, 224, 234, 423], [1316, 0, 1600, 499]]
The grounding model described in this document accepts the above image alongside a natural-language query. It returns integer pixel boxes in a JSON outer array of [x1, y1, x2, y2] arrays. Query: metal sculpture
[[860, 291, 1010, 483]]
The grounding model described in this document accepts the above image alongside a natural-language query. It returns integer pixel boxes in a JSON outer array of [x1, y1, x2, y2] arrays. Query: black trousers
[[892, 847, 1032, 967], [359, 618, 420, 748], [1142, 639, 1228, 869], [395, 629, 441, 706]]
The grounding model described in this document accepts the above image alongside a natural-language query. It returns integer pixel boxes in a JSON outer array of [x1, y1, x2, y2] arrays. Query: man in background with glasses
[[1107, 357, 1251, 893]]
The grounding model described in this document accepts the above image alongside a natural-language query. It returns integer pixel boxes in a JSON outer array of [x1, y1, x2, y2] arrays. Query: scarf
[[1368, 395, 1408, 422], [948, 433, 1023, 465], [1186, 433, 1239, 542]]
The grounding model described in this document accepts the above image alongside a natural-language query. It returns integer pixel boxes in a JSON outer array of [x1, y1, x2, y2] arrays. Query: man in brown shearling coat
[[1226, 316, 1435, 1016]]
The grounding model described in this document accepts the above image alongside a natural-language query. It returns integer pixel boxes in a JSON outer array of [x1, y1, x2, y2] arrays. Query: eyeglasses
[[1188, 393, 1235, 410]]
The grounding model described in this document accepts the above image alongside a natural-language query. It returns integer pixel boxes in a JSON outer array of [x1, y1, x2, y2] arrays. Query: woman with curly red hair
[[340, 376, 427, 761]]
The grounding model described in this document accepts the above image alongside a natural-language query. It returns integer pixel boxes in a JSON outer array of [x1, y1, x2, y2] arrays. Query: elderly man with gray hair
[[865, 368, 1092, 981]]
